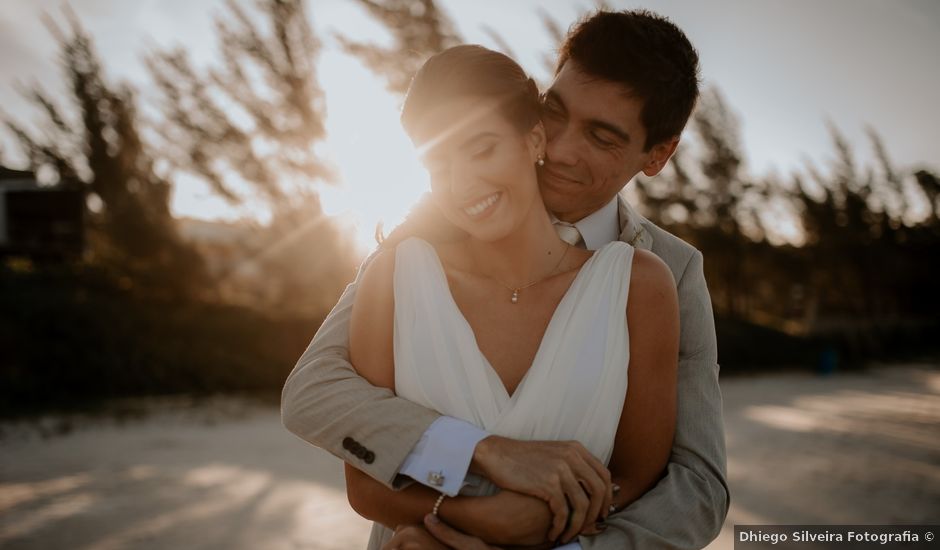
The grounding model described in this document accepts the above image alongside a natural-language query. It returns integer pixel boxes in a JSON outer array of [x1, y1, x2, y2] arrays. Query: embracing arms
[[282, 240, 727, 549], [346, 247, 680, 547], [282, 245, 614, 544]]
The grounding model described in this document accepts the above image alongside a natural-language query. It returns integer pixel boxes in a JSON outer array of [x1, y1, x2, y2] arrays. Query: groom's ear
[[641, 136, 680, 177]]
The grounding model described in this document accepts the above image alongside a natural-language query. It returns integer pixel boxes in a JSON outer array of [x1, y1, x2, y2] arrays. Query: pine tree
[[337, 0, 460, 95], [146, 0, 358, 314], [3, 11, 207, 299]]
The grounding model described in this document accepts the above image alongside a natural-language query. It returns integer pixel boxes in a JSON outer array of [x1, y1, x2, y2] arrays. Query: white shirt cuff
[[398, 416, 489, 496]]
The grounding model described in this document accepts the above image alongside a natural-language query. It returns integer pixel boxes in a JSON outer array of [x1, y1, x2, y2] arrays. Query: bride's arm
[[345, 247, 551, 545], [346, 463, 553, 546], [607, 248, 680, 508]]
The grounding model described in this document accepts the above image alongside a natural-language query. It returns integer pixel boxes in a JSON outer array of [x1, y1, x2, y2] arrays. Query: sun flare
[[318, 51, 430, 254]]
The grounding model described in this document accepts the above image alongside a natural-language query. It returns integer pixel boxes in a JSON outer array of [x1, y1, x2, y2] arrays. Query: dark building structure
[[0, 167, 84, 261]]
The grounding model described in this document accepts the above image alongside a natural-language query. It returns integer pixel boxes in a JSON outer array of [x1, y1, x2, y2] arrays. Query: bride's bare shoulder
[[350, 247, 397, 389], [630, 248, 674, 286], [627, 248, 678, 324], [359, 247, 397, 290]]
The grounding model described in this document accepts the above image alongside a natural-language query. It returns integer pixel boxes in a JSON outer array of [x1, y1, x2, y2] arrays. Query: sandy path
[[706, 364, 939, 549], [1, 364, 938, 550]]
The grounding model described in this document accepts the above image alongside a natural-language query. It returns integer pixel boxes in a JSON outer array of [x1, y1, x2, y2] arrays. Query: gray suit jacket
[[282, 195, 729, 549]]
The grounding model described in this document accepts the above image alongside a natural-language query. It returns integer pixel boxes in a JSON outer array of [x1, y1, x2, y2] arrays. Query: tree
[[3, 11, 207, 299], [146, 0, 358, 315], [146, 0, 331, 209], [337, 0, 461, 95]]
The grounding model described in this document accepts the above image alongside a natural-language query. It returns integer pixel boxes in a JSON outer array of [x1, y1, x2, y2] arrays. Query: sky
[[1, 0, 938, 247]]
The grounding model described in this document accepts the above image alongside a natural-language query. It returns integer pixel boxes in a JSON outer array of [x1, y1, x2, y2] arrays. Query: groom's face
[[539, 61, 674, 223]]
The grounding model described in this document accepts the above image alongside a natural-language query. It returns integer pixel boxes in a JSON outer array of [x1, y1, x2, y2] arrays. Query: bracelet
[[432, 493, 447, 516]]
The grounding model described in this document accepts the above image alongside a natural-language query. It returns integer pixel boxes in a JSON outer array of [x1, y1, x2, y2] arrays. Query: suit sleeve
[[281, 253, 442, 488], [581, 249, 729, 549]]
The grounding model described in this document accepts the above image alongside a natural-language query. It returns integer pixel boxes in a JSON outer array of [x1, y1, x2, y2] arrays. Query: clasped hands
[[384, 436, 615, 549]]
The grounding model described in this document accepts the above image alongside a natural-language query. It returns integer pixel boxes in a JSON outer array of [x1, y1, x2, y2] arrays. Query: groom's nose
[[545, 123, 581, 168]]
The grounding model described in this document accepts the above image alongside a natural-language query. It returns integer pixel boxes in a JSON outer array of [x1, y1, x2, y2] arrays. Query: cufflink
[[427, 470, 445, 487]]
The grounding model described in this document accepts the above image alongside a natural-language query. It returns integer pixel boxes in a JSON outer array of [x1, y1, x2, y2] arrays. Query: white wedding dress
[[367, 236, 634, 549]]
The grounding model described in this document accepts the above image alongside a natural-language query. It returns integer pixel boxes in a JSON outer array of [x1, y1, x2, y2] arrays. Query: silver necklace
[[470, 243, 571, 304]]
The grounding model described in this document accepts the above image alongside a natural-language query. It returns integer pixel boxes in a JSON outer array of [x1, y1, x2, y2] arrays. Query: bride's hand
[[471, 436, 612, 543]]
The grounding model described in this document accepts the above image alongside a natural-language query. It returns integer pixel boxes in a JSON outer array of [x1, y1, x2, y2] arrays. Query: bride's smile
[[461, 191, 501, 218], [408, 96, 546, 245]]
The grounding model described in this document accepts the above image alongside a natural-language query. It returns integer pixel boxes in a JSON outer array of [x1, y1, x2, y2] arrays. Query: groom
[[283, 9, 727, 549]]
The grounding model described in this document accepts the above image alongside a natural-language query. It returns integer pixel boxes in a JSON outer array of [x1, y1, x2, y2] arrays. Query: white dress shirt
[[550, 197, 621, 251], [399, 198, 622, 550]]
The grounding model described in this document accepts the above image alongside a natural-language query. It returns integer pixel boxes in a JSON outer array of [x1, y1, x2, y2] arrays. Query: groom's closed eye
[[542, 90, 630, 149], [589, 126, 624, 148]]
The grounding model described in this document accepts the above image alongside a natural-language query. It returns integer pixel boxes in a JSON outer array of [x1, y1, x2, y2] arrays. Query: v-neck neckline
[[423, 240, 608, 401]]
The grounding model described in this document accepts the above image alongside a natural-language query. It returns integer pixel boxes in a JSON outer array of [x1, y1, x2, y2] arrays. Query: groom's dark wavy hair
[[557, 10, 701, 150]]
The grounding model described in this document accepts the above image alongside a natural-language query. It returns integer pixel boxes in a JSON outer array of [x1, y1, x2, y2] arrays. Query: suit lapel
[[617, 195, 654, 251]]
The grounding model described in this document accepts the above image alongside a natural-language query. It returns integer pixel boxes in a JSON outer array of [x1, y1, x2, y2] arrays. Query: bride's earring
[[536, 154, 545, 167]]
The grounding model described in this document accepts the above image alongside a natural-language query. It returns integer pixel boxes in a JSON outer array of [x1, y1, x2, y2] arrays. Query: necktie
[[553, 222, 583, 248]]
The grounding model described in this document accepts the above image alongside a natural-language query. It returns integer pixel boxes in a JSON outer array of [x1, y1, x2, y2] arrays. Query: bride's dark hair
[[400, 45, 541, 135], [379, 45, 541, 249]]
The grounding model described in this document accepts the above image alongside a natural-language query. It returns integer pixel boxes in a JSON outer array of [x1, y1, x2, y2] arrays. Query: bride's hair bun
[[401, 45, 541, 136]]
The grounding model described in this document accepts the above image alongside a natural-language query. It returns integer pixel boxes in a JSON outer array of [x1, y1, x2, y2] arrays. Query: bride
[[343, 44, 679, 549]]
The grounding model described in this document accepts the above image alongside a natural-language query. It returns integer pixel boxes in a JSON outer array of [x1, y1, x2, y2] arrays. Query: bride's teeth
[[463, 193, 499, 216]]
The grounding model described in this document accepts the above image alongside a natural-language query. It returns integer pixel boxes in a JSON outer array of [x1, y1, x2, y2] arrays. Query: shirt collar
[[551, 197, 620, 251], [576, 197, 621, 250]]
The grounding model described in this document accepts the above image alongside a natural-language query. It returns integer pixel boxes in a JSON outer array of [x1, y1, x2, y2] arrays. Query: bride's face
[[410, 96, 545, 242]]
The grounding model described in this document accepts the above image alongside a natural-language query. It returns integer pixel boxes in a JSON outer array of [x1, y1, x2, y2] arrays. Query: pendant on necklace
[[511, 289, 519, 304]]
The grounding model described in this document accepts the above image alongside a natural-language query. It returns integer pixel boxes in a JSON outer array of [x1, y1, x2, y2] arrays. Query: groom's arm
[[582, 249, 728, 550], [281, 253, 487, 491]]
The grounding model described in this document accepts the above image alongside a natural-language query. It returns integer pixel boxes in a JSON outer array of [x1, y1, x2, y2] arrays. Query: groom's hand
[[471, 436, 612, 543], [383, 523, 451, 550], [423, 514, 502, 549]]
